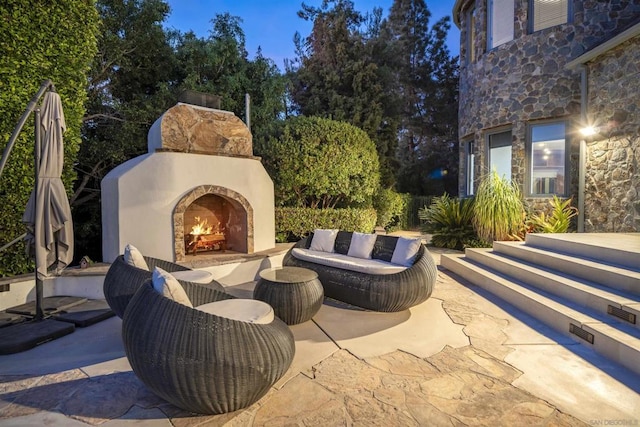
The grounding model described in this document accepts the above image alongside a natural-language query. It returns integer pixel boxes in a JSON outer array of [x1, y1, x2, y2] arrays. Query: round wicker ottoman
[[254, 267, 324, 325]]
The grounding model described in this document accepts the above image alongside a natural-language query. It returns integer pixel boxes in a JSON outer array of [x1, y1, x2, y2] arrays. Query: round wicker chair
[[103, 255, 225, 318], [283, 235, 437, 312], [121, 280, 295, 415]]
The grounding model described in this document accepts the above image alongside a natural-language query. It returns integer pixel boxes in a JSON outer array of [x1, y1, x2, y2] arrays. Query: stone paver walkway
[[1, 248, 639, 426]]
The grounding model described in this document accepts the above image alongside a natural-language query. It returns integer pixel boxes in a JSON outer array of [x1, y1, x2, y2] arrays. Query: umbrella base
[[52, 299, 115, 327], [0, 318, 74, 355], [5, 296, 87, 316]]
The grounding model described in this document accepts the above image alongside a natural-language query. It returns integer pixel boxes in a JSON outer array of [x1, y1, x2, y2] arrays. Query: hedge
[[0, 1, 99, 276], [275, 207, 377, 242]]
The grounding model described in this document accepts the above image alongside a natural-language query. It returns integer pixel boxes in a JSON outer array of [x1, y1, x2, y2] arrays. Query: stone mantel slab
[[148, 103, 253, 157]]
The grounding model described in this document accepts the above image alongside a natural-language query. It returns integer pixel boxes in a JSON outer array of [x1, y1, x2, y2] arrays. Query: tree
[[288, 0, 459, 194], [0, 0, 99, 276], [73, 0, 177, 263], [74, 6, 287, 262], [384, 0, 459, 195], [287, 1, 392, 184], [261, 116, 380, 209]]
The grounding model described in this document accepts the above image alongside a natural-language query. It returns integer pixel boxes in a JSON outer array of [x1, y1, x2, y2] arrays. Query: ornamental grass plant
[[472, 170, 525, 242]]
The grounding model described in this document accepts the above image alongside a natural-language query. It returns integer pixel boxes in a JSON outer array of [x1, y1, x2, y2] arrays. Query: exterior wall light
[[579, 126, 599, 137]]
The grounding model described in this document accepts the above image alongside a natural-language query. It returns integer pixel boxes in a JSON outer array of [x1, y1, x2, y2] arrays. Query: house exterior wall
[[583, 36, 640, 232], [455, 0, 640, 221]]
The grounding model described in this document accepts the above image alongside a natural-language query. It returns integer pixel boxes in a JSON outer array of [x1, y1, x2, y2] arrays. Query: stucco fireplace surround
[[101, 102, 275, 263]]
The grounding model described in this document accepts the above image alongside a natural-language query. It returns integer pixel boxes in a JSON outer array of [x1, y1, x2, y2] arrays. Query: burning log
[[186, 217, 226, 255]]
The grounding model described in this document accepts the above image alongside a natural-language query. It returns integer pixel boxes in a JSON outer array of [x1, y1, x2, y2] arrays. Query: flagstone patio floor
[[1, 248, 639, 426]]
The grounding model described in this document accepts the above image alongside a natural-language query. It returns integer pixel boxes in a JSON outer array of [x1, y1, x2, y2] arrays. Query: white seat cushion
[[391, 237, 422, 267], [172, 269, 214, 284], [124, 244, 149, 270], [347, 232, 377, 259], [292, 248, 407, 275], [309, 229, 338, 253], [196, 299, 275, 324], [152, 267, 193, 308]]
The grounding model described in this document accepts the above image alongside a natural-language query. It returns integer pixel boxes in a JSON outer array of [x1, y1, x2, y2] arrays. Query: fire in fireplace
[[186, 217, 226, 255], [182, 193, 247, 256]]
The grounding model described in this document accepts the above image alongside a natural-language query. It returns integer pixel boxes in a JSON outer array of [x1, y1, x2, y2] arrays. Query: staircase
[[441, 233, 640, 375]]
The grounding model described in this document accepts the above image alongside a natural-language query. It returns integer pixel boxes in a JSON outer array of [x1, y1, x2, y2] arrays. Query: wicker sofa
[[283, 232, 437, 312], [103, 255, 225, 318], [122, 279, 295, 414]]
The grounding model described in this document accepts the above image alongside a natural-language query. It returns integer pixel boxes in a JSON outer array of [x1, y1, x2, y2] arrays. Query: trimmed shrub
[[261, 116, 380, 209], [275, 207, 377, 242], [373, 188, 409, 231]]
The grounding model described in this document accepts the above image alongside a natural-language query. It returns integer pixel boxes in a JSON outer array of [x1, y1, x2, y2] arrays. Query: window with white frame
[[530, 0, 569, 32], [488, 130, 512, 181], [465, 140, 475, 195], [466, 5, 477, 64], [488, 0, 514, 49], [528, 122, 566, 196]]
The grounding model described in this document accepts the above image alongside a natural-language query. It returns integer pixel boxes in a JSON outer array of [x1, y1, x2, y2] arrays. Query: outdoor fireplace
[[101, 101, 275, 263]]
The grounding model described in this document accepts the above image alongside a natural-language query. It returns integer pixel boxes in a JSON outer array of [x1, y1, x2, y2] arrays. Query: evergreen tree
[[384, 0, 459, 195], [287, 1, 392, 184]]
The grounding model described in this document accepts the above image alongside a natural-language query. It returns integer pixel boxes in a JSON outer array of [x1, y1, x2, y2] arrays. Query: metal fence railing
[[405, 195, 433, 229]]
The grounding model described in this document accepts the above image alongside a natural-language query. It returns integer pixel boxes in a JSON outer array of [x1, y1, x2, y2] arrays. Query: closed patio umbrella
[[22, 90, 74, 318]]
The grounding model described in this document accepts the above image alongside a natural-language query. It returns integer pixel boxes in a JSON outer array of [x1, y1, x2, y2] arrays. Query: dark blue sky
[[165, 0, 460, 69]]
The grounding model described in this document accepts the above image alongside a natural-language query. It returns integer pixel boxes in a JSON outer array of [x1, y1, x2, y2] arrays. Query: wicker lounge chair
[[122, 280, 295, 415], [283, 233, 437, 312], [103, 255, 224, 318]]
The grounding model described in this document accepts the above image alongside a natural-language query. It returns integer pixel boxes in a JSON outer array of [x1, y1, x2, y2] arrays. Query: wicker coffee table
[[254, 266, 324, 325]]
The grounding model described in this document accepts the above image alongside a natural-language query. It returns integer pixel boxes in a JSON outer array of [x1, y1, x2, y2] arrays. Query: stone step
[[524, 233, 640, 271], [464, 248, 640, 330], [440, 253, 640, 376], [493, 241, 640, 296]]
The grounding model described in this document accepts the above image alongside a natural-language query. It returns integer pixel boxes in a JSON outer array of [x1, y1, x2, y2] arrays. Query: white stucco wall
[[101, 152, 275, 263]]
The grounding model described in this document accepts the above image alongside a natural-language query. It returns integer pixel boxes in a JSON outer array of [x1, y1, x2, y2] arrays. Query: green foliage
[[373, 188, 409, 231], [289, 0, 459, 193], [419, 194, 486, 250], [527, 196, 578, 234], [0, 0, 99, 276], [262, 116, 380, 209], [472, 171, 525, 242], [275, 207, 377, 241], [75, 4, 287, 262]]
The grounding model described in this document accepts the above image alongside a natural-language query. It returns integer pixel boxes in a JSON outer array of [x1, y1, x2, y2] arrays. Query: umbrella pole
[[33, 108, 44, 321]]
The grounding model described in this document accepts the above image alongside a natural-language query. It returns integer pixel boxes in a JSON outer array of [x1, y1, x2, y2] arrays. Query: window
[[530, 0, 569, 32], [465, 6, 477, 64], [488, 0, 514, 49], [465, 140, 475, 195], [528, 122, 567, 196], [488, 130, 512, 181]]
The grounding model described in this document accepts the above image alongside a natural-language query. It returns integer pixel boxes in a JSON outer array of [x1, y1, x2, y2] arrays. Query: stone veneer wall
[[456, 0, 640, 216], [583, 36, 640, 232]]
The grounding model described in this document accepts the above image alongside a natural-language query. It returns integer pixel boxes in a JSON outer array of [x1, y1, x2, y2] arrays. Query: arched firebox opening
[[173, 185, 254, 262]]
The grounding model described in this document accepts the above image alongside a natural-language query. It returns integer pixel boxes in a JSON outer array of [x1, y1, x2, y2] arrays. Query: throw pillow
[[124, 244, 149, 270], [309, 229, 339, 253], [391, 237, 422, 267], [347, 232, 377, 259], [152, 267, 193, 308]]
